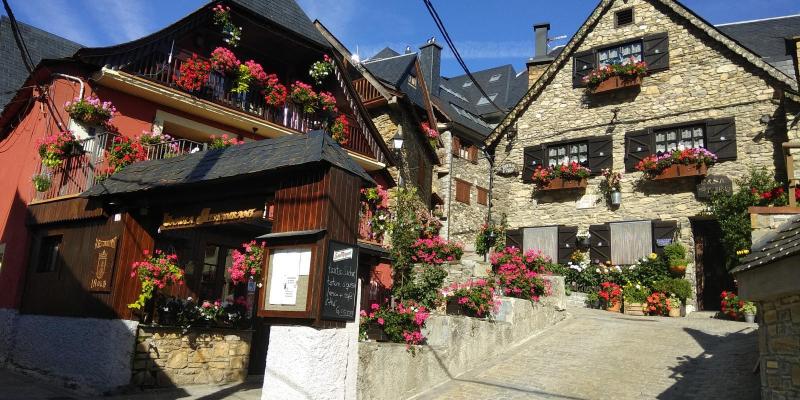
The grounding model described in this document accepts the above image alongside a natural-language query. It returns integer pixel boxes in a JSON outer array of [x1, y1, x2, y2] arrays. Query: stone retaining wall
[[357, 276, 566, 400], [758, 294, 800, 399], [132, 326, 251, 387]]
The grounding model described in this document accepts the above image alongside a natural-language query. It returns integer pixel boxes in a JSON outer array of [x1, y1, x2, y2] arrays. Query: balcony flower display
[[330, 114, 349, 145], [212, 4, 241, 47], [531, 162, 591, 190], [636, 148, 717, 179], [441, 279, 498, 318], [32, 173, 52, 193], [421, 122, 439, 147], [360, 185, 389, 242], [37, 130, 80, 168], [209, 47, 240, 75], [583, 57, 647, 92], [128, 249, 185, 310], [410, 236, 464, 265], [209, 134, 243, 149], [318, 91, 337, 113], [490, 246, 550, 301], [174, 54, 212, 92], [359, 301, 430, 350], [309, 54, 334, 85], [262, 78, 288, 107], [290, 81, 318, 113], [64, 95, 116, 125], [137, 130, 173, 146], [102, 135, 147, 176], [228, 240, 265, 285]]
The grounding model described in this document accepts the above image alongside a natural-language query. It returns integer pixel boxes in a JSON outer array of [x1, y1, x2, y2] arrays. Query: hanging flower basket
[[652, 164, 708, 180], [590, 76, 642, 94]]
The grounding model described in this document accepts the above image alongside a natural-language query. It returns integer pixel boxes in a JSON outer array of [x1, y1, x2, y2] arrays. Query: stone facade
[[131, 326, 251, 387], [490, 0, 800, 304], [371, 105, 434, 204], [758, 294, 800, 399], [438, 130, 493, 250], [749, 207, 800, 244]]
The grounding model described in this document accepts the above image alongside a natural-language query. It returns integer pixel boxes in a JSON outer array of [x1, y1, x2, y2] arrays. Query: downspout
[[52, 73, 84, 100], [482, 146, 494, 225]]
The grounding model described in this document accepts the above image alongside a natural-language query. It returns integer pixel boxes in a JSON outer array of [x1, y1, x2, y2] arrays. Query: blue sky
[[6, 0, 800, 77]]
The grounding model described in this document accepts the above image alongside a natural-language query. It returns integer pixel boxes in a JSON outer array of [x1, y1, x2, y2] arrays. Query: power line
[[422, 0, 505, 113]]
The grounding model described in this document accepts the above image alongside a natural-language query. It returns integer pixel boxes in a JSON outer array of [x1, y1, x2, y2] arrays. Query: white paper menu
[[268, 249, 310, 305]]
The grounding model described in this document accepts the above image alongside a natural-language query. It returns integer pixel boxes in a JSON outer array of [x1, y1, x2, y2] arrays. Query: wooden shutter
[[557, 226, 578, 264], [454, 179, 470, 204], [477, 187, 488, 205], [706, 117, 737, 161], [468, 146, 478, 163], [589, 224, 611, 264], [522, 145, 545, 183], [587, 136, 613, 173], [651, 220, 678, 257], [452, 136, 461, 156], [506, 229, 523, 249], [643, 33, 669, 71], [573, 50, 595, 88], [624, 129, 653, 172]]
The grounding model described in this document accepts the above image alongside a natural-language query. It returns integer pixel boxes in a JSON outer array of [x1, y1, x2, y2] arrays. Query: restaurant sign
[[88, 236, 118, 292], [160, 205, 263, 230]]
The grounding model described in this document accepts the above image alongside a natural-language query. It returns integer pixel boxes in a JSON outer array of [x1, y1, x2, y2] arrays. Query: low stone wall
[[132, 326, 251, 387], [758, 294, 800, 399], [566, 291, 589, 309], [441, 259, 490, 287], [357, 276, 566, 400], [749, 207, 800, 244]]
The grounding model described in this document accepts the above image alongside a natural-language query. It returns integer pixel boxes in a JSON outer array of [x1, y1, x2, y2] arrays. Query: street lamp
[[391, 131, 404, 151], [391, 131, 404, 187]]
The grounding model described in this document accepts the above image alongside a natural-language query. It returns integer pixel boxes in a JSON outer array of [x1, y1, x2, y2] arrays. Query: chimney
[[526, 22, 555, 88], [419, 37, 442, 94]]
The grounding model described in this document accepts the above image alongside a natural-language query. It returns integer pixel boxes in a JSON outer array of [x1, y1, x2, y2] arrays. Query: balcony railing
[[122, 51, 382, 161], [32, 132, 206, 202]]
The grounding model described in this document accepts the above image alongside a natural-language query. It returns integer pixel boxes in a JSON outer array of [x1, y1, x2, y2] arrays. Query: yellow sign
[[161, 207, 260, 230]]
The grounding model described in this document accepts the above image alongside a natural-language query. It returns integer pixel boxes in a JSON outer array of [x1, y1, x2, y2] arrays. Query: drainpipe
[[51, 73, 84, 100], [482, 146, 494, 225]]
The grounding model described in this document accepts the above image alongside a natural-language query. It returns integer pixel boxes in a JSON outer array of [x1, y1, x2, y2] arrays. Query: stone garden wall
[[758, 294, 800, 399], [357, 276, 566, 400], [131, 326, 251, 387]]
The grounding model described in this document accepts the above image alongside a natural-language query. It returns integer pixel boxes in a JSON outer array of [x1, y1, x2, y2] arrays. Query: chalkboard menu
[[321, 241, 359, 321]]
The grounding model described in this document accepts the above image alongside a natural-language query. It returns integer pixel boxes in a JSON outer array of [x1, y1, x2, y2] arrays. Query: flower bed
[[441, 279, 498, 318], [531, 162, 591, 191], [636, 148, 717, 179], [583, 58, 647, 93], [410, 236, 464, 265]]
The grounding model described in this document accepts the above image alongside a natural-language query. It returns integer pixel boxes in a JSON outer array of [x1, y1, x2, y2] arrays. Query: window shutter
[[506, 228, 523, 249], [557, 226, 578, 264], [522, 145, 545, 183], [589, 224, 611, 264], [573, 50, 595, 88], [651, 220, 678, 257], [587, 136, 613, 173], [469, 146, 478, 163], [624, 129, 653, 172], [452, 136, 461, 156], [706, 117, 737, 161], [643, 33, 669, 71], [455, 179, 471, 204]]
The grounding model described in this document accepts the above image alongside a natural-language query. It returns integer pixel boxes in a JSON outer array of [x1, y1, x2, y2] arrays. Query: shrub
[[410, 236, 464, 265], [652, 278, 692, 301], [663, 242, 687, 267], [394, 264, 448, 309], [359, 301, 430, 349], [623, 282, 649, 304], [491, 247, 549, 301]]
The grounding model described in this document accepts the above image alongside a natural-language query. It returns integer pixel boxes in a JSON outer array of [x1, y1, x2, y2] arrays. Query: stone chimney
[[526, 23, 555, 88], [419, 37, 442, 94]]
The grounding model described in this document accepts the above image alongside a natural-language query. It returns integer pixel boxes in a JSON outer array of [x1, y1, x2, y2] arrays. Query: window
[[200, 244, 234, 300], [597, 41, 643, 67], [36, 235, 62, 273], [408, 75, 417, 87], [477, 187, 488, 206], [454, 179, 471, 204], [615, 8, 634, 27], [654, 125, 705, 153], [477, 93, 498, 106], [547, 141, 588, 167], [610, 221, 652, 265], [462, 81, 473, 87], [489, 74, 502, 82], [453, 137, 478, 163]]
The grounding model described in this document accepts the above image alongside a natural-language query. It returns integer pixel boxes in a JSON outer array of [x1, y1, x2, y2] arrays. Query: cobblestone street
[[415, 307, 760, 400]]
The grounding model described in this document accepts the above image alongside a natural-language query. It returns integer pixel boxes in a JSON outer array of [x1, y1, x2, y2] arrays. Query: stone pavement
[[414, 307, 760, 400]]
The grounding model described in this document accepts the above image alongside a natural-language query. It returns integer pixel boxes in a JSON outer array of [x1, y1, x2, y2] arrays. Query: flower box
[[365, 321, 389, 342], [652, 164, 708, 180], [537, 178, 588, 191], [624, 302, 646, 316], [590, 76, 642, 94]]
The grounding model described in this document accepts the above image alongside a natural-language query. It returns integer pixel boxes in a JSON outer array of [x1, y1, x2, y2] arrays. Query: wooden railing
[[123, 51, 382, 160], [353, 78, 383, 104]]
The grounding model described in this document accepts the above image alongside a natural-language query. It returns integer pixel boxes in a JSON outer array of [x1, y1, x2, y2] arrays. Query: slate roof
[[83, 131, 374, 197], [361, 52, 416, 89], [231, 0, 328, 47], [717, 15, 800, 79], [732, 215, 800, 274], [0, 17, 81, 112]]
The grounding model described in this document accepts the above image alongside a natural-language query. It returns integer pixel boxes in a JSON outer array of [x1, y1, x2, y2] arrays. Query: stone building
[[483, 0, 800, 310]]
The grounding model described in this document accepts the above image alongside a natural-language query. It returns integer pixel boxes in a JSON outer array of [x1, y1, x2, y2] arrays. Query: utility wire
[[422, 0, 505, 113]]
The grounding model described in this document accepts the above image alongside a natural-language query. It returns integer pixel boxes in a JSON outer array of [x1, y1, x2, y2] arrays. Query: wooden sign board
[[88, 236, 118, 292], [321, 241, 359, 321], [160, 200, 267, 231], [697, 175, 732, 200]]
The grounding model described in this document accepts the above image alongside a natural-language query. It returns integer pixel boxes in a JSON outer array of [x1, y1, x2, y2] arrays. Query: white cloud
[[13, 0, 96, 45], [88, 0, 156, 44], [298, 0, 357, 39]]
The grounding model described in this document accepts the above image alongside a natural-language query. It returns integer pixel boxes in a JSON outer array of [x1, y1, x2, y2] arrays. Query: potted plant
[[531, 162, 591, 191], [598, 281, 622, 312], [290, 81, 318, 114], [720, 291, 744, 320], [663, 242, 687, 277], [475, 221, 506, 257], [667, 296, 682, 317], [64, 95, 116, 126], [636, 148, 717, 180], [741, 301, 757, 323], [652, 278, 692, 317], [585, 291, 600, 309], [599, 168, 623, 206], [309, 54, 334, 85], [622, 282, 648, 316], [583, 57, 648, 94], [645, 291, 669, 316], [32, 173, 52, 193], [173, 53, 212, 92], [441, 279, 497, 318]]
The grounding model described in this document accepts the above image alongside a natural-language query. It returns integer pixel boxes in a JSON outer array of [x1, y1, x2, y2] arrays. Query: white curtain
[[610, 221, 652, 265], [523, 226, 558, 262]]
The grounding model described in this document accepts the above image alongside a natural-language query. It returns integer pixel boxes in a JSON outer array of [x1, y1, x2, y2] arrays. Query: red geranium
[[598, 281, 622, 305], [174, 54, 212, 92]]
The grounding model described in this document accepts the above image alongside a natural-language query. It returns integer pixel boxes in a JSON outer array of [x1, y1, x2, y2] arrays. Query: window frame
[[407, 75, 417, 88], [546, 140, 589, 168], [454, 178, 471, 204], [614, 8, 634, 28], [596, 39, 643, 68], [653, 124, 706, 154]]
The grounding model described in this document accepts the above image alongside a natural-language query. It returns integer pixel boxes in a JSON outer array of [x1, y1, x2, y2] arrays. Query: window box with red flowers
[[636, 148, 717, 180], [531, 162, 590, 191], [583, 58, 647, 94]]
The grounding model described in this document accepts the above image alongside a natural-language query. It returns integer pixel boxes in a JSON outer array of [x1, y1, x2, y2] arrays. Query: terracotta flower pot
[[606, 299, 621, 313], [669, 264, 687, 277]]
